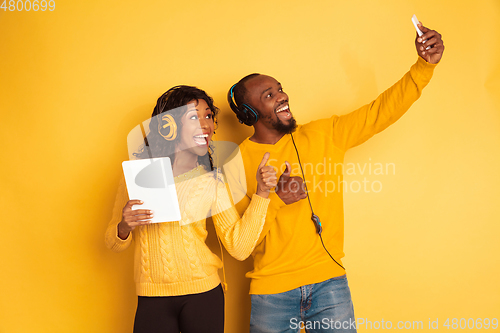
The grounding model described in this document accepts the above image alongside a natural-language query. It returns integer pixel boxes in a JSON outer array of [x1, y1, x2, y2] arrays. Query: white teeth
[[193, 134, 209, 146], [276, 105, 289, 113]]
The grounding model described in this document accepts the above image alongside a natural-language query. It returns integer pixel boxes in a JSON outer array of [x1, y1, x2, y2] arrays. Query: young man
[[226, 23, 444, 332]]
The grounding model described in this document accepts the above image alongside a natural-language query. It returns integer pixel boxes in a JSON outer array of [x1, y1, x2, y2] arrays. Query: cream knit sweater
[[105, 166, 269, 296]]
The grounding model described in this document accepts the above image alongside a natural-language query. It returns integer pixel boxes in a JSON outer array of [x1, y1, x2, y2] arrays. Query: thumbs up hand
[[256, 152, 278, 198], [276, 161, 307, 205]]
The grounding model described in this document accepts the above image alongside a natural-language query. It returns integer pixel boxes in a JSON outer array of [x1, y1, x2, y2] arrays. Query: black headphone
[[227, 84, 259, 126]]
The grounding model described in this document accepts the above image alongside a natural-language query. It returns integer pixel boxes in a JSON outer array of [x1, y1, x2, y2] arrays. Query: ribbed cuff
[[107, 226, 132, 252], [413, 56, 437, 82], [249, 193, 271, 213], [137, 272, 221, 296]]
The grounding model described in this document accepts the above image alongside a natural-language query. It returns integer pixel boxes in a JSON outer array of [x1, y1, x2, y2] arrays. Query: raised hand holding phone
[[412, 15, 445, 64]]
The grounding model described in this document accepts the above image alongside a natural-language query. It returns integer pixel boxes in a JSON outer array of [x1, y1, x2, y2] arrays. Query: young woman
[[105, 86, 276, 333]]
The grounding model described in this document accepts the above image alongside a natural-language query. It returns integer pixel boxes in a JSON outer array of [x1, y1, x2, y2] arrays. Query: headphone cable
[[290, 134, 345, 271]]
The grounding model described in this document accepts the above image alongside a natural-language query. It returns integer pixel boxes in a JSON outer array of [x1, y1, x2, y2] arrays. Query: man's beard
[[273, 115, 297, 134]]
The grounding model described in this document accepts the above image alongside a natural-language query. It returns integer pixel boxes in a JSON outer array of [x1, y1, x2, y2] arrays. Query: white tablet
[[122, 157, 181, 223]]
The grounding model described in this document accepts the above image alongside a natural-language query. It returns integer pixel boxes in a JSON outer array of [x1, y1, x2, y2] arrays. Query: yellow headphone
[[158, 114, 177, 141]]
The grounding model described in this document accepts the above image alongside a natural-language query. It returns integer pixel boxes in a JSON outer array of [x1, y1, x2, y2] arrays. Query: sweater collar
[[243, 125, 302, 150]]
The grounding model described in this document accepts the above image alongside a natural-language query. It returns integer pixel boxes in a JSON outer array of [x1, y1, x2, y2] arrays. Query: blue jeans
[[250, 275, 357, 333]]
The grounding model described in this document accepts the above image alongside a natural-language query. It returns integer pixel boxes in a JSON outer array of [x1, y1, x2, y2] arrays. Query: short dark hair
[[232, 73, 260, 108]]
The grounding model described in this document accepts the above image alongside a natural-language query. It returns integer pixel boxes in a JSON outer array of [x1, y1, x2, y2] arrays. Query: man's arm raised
[[329, 23, 444, 151]]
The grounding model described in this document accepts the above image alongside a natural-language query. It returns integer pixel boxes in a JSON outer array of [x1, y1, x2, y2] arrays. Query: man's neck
[[249, 129, 286, 145]]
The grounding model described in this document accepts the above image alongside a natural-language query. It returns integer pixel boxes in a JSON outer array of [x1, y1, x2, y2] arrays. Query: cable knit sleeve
[[105, 176, 133, 252], [211, 176, 270, 261]]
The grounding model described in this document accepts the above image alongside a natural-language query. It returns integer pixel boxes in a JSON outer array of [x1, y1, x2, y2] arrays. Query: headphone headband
[[227, 83, 259, 126]]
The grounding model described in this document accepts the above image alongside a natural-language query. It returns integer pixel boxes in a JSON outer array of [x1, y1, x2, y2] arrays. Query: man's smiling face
[[244, 75, 297, 134]]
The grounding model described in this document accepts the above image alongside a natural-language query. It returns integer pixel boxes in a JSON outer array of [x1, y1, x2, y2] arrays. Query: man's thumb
[[279, 161, 291, 181]]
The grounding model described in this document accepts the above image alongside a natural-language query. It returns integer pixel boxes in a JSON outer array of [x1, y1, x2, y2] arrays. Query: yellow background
[[1, 0, 499, 332]]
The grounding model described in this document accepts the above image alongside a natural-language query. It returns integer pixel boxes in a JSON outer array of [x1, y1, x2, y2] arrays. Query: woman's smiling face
[[176, 99, 214, 157]]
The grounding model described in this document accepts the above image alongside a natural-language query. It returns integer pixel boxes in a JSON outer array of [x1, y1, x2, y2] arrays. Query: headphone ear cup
[[158, 114, 178, 141], [236, 109, 249, 125], [227, 85, 259, 126], [242, 104, 259, 126]]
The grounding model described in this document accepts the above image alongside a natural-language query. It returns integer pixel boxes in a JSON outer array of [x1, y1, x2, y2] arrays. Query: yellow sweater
[[231, 57, 437, 294], [105, 166, 270, 296]]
